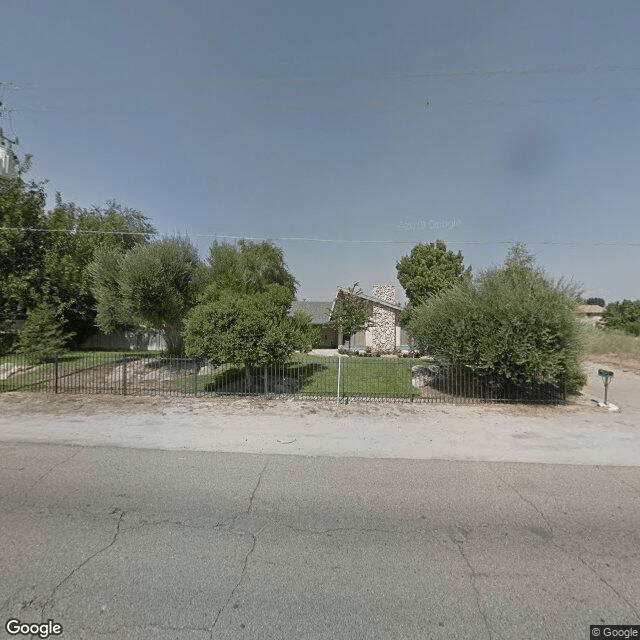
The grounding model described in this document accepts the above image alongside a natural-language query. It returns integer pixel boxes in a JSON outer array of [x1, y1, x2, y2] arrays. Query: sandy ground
[[0, 358, 637, 466]]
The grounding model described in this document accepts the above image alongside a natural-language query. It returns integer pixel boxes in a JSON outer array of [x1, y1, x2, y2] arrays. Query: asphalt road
[[1, 442, 639, 640]]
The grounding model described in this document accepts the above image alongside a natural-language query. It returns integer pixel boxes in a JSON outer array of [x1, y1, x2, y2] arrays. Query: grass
[[0, 350, 149, 392], [581, 326, 640, 360], [0, 349, 570, 401], [170, 354, 424, 398]]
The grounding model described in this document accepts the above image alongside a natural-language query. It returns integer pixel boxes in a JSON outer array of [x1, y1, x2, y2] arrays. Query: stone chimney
[[372, 284, 397, 304]]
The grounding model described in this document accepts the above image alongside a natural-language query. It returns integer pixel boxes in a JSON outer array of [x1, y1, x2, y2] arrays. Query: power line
[[1, 226, 639, 247]]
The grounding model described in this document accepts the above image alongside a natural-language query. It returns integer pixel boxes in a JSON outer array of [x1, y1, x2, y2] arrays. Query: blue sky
[[2, 0, 639, 304]]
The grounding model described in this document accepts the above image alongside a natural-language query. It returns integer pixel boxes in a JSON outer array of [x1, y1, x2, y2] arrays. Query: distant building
[[576, 304, 605, 326], [0, 128, 18, 179]]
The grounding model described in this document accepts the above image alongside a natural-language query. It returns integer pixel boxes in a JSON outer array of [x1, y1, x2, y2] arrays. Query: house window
[[353, 329, 367, 348], [399, 325, 413, 348]]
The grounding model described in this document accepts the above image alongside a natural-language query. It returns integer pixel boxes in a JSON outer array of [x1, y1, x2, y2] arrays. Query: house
[[576, 304, 605, 326], [288, 300, 337, 348], [290, 284, 413, 351]]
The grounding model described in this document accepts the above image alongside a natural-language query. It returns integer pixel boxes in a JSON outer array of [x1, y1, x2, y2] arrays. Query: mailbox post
[[598, 369, 614, 405]]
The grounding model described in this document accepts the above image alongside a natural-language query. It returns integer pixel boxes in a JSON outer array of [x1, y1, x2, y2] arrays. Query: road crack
[[282, 524, 428, 536], [489, 465, 640, 620], [208, 460, 269, 636], [448, 531, 505, 640], [575, 552, 640, 621], [247, 459, 268, 514], [22, 448, 81, 504], [209, 533, 258, 638], [488, 465, 554, 535], [40, 509, 125, 622]]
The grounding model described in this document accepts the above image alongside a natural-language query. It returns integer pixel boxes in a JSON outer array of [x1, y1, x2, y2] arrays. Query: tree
[[585, 297, 605, 307], [328, 283, 372, 349], [183, 284, 315, 386], [603, 300, 640, 336], [396, 240, 471, 307], [207, 239, 297, 298], [40, 198, 155, 345], [0, 173, 48, 322], [408, 246, 585, 391], [90, 237, 204, 354], [14, 302, 74, 363]]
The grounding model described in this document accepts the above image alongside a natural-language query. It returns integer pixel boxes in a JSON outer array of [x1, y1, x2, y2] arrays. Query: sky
[[1, 0, 639, 305]]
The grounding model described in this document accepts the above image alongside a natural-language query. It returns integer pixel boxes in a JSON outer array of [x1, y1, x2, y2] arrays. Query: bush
[[408, 250, 585, 391], [602, 299, 640, 336], [15, 303, 75, 363], [183, 285, 315, 369]]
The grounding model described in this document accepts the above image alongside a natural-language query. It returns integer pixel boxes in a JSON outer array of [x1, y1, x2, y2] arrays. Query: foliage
[[0, 170, 155, 346], [0, 175, 48, 321], [603, 299, 640, 336], [89, 247, 128, 333], [585, 297, 605, 307], [328, 283, 372, 347], [408, 246, 585, 391], [91, 237, 204, 354], [582, 325, 640, 360], [14, 303, 74, 363], [40, 198, 156, 345], [396, 240, 471, 307], [207, 239, 298, 298], [184, 284, 315, 369]]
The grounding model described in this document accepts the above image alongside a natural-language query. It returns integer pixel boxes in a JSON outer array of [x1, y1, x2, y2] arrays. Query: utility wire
[[1, 226, 639, 247]]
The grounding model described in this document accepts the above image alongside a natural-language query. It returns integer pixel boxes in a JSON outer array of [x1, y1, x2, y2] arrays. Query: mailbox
[[597, 369, 614, 404]]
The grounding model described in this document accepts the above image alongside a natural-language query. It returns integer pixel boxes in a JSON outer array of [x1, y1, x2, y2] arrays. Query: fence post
[[122, 358, 127, 396], [193, 360, 198, 396], [54, 353, 59, 394], [336, 355, 341, 405], [409, 361, 414, 402]]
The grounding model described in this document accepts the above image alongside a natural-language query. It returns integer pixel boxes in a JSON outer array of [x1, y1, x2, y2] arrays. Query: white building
[[0, 129, 18, 179]]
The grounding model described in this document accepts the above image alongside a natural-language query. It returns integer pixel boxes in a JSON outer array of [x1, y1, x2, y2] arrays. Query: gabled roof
[[334, 286, 403, 312], [289, 300, 333, 324], [577, 304, 605, 314]]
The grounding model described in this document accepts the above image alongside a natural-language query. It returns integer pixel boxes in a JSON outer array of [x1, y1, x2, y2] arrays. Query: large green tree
[[40, 198, 155, 344], [396, 240, 471, 307], [207, 239, 298, 297], [0, 173, 47, 322], [408, 245, 585, 391], [184, 284, 315, 385], [1, 161, 155, 346], [90, 237, 204, 354]]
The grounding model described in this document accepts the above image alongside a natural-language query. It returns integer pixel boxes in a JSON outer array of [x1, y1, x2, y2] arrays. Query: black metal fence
[[0, 352, 566, 404]]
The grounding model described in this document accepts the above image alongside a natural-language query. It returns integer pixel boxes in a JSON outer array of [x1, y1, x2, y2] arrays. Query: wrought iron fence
[[0, 352, 566, 404]]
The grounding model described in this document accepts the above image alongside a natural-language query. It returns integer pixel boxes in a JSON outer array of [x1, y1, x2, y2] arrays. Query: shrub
[[602, 300, 640, 336], [15, 303, 75, 363], [408, 248, 585, 391]]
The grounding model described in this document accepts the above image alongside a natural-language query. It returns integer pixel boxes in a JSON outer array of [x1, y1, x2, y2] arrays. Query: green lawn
[[174, 354, 424, 398], [0, 351, 148, 392], [1, 350, 425, 398]]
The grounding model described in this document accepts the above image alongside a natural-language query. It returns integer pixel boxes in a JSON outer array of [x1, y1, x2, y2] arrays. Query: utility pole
[[0, 94, 19, 179]]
